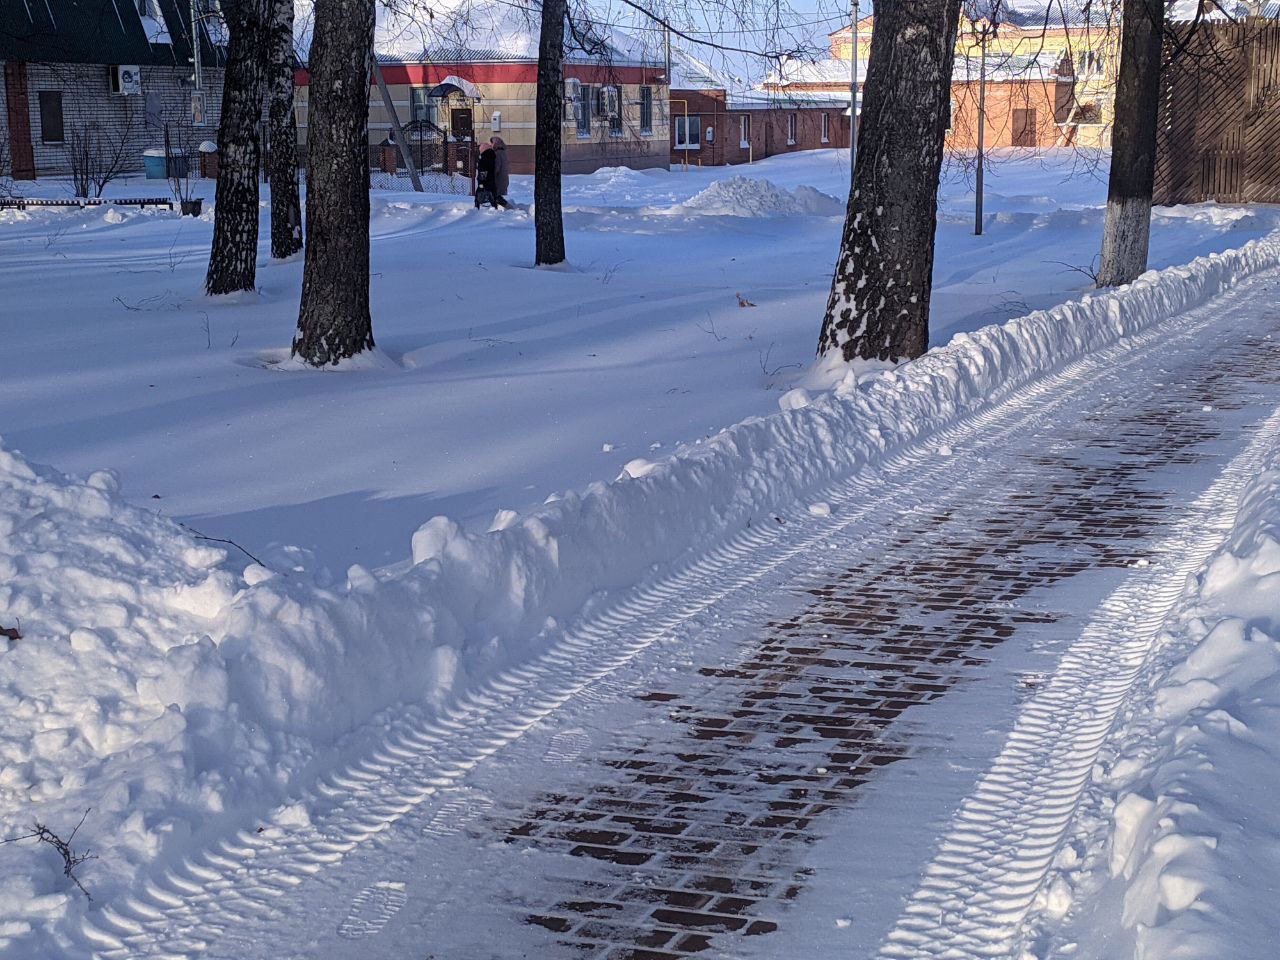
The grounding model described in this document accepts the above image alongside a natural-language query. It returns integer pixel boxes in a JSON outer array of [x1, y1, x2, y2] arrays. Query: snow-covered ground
[[1025, 428, 1280, 959], [1, 150, 1275, 571], [5, 149, 1280, 958]]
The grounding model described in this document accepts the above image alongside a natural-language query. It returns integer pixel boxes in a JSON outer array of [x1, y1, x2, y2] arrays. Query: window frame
[[576, 83, 593, 137], [821, 111, 829, 143], [38, 91, 64, 144], [410, 87, 438, 131], [639, 85, 653, 136], [739, 113, 751, 148], [605, 84, 622, 136], [674, 114, 701, 150], [786, 112, 797, 145]]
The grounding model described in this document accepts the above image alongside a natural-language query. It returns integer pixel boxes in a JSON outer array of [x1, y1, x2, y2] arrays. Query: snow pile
[[6, 231, 1280, 949], [0, 452, 241, 943], [1039, 437, 1280, 959], [664, 176, 844, 218]]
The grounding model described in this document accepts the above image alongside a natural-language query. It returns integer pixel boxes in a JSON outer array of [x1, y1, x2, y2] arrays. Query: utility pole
[[849, 0, 860, 179], [974, 22, 988, 236], [664, 24, 672, 85], [189, 0, 204, 124], [372, 55, 423, 191]]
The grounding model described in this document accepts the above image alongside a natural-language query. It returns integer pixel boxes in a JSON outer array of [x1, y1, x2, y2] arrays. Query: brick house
[[1, 0, 226, 180], [669, 50, 850, 168], [294, 5, 670, 177], [945, 55, 1082, 150], [769, 20, 1108, 151]]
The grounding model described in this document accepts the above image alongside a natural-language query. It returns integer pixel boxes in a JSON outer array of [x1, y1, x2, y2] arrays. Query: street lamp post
[[849, 0, 860, 180]]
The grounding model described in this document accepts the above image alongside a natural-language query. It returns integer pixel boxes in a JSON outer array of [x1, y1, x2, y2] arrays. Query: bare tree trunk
[[292, 0, 375, 366], [266, 0, 303, 260], [534, 0, 567, 266], [206, 0, 269, 295], [817, 0, 962, 362], [1097, 0, 1164, 287]]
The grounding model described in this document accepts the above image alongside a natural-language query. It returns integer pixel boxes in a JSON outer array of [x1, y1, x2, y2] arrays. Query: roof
[[729, 89, 853, 109], [0, 0, 224, 67], [298, 0, 662, 68], [667, 46, 742, 92], [766, 56, 865, 87], [765, 48, 1064, 90], [1167, 0, 1280, 19]]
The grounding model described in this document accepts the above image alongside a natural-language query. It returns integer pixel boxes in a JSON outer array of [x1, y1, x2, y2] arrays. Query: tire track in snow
[[75, 272, 1280, 959], [875, 378, 1280, 954]]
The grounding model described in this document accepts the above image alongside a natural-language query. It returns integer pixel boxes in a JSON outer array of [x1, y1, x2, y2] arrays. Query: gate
[[1155, 20, 1280, 204]]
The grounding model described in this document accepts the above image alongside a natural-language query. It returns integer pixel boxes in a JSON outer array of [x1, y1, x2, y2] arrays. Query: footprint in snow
[[544, 727, 591, 763], [337, 880, 408, 939], [420, 789, 494, 839]]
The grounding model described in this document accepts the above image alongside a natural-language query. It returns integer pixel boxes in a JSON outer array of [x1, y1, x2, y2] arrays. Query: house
[[779, 9, 1116, 150], [293, 3, 670, 177], [669, 49, 850, 167], [1, 0, 226, 179]]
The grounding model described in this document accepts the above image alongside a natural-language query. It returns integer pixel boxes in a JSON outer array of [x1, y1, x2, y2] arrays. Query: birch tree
[[817, 0, 963, 362], [292, 0, 376, 366], [1096, 0, 1165, 287], [206, 0, 270, 295], [266, 0, 303, 260]]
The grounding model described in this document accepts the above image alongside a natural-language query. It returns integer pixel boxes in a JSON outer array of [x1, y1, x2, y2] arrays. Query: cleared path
[[82, 270, 1280, 960]]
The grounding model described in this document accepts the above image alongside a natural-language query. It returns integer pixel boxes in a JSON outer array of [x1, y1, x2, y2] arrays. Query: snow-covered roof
[[668, 46, 744, 92], [765, 57, 865, 88], [729, 89, 853, 109], [1167, 0, 1280, 19], [765, 48, 1064, 90], [296, 0, 662, 67]]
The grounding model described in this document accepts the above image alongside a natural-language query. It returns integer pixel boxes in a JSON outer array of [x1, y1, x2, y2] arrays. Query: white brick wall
[[2, 61, 227, 177]]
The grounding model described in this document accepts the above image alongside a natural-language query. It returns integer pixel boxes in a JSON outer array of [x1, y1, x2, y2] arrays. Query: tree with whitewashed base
[[1096, 0, 1166, 287]]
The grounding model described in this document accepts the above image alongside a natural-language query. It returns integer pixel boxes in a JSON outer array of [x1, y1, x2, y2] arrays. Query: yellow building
[[827, 9, 1118, 146]]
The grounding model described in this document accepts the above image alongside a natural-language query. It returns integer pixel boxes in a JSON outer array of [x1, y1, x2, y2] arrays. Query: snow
[[3, 151, 1275, 574], [5, 149, 1280, 953], [1029, 432, 1280, 959]]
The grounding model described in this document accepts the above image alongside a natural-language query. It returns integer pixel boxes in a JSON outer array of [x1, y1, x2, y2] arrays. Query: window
[[821, 112, 830, 143], [739, 113, 751, 147], [576, 83, 593, 137], [674, 114, 700, 150], [786, 112, 797, 145], [1076, 99, 1104, 124], [605, 85, 622, 136], [563, 79, 579, 123], [1076, 49, 1105, 75], [639, 86, 653, 135], [410, 88, 437, 130], [135, 0, 172, 43], [38, 91, 63, 143]]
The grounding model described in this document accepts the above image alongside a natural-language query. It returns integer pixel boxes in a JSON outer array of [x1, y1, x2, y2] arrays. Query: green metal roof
[[0, 0, 225, 67]]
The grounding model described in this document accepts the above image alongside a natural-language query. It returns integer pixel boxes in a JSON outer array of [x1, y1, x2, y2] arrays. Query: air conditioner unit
[[110, 65, 142, 95]]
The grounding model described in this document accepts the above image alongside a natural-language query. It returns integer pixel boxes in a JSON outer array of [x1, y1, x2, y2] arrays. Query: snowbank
[[5, 230, 1280, 949], [659, 176, 844, 218], [1043, 438, 1280, 959]]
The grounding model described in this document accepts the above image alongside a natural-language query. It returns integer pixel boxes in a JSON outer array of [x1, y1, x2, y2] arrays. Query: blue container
[[143, 154, 167, 179]]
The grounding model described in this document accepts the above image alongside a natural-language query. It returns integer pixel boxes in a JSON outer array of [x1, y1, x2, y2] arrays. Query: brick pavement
[[417, 331, 1280, 960]]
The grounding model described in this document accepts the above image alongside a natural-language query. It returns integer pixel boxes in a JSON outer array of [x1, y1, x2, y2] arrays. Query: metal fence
[[367, 133, 476, 195]]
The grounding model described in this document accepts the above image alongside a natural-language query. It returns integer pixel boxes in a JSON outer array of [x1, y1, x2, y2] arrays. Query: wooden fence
[[1155, 20, 1280, 205]]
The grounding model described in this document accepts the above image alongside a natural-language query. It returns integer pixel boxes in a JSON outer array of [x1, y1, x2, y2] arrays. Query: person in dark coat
[[489, 136, 511, 209], [475, 141, 497, 209]]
